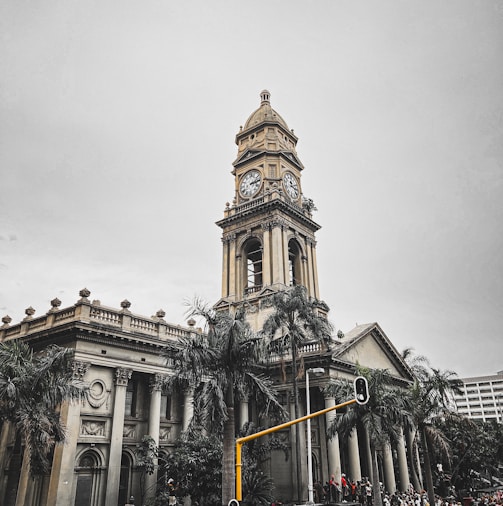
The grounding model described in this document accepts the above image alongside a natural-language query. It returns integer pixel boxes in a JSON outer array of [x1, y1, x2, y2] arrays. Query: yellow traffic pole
[[236, 441, 243, 501], [235, 398, 357, 502]]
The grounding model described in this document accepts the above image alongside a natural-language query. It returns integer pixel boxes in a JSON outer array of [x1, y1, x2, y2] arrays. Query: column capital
[[115, 367, 132, 387], [149, 373, 165, 393]]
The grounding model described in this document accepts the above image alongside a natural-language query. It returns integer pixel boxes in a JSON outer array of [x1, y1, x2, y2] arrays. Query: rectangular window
[[125, 380, 137, 417], [161, 394, 172, 420]]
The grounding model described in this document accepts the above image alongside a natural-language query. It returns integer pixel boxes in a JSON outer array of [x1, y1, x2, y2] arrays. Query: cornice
[[19, 321, 181, 355], [216, 198, 320, 232]]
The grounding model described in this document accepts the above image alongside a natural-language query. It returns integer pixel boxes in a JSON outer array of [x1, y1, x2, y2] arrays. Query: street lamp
[[306, 367, 325, 505]]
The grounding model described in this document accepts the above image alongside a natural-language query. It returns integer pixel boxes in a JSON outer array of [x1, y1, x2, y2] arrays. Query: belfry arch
[[243, 237, 263, 294], [288, 238, 304, 287]]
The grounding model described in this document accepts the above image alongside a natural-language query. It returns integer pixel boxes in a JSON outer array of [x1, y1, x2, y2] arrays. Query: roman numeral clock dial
[[283, 172, 299, 199], [239, 170, 261, 197]]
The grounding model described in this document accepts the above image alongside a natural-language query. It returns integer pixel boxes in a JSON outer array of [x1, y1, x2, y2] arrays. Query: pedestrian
[[167, 478, 177, 506]]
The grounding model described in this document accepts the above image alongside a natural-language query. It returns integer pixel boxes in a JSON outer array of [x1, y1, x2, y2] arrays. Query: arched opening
[[288, 239, 303, 287], [118, 452, 133, 506], [244, 238, 262, 294], [75, 450, 101, 506]]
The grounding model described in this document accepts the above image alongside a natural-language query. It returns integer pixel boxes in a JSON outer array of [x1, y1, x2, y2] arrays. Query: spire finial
[[260, 89, 270, 105]]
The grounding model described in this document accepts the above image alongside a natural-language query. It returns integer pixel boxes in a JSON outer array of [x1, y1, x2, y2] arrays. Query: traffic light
[[354, 376, 369, 405]]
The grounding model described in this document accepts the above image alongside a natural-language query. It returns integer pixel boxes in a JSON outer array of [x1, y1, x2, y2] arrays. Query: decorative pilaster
[[261, 223, 271, 286], [145, 374, 164, 503], [240, 396, 249, 428], [46, 361, 90, 506], [105, 367, 132, 506]]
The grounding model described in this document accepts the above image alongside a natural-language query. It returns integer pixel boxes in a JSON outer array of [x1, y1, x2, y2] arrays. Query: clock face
[[240, 170, 261, 197], [283, 172, 299, 199]]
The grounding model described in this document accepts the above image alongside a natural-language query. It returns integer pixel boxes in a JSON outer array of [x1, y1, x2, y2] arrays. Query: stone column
[[282, 226, 289, 284], [396, 429, 410, 492], [310, 240, 320, 300], [145, 374, 163, 501], [324, 394, 341, 482], [221, 236, 230, 297], [271, 221, 285, 285], [348, 428, 362, 482], [383, 442, 396, 493], [182, 387, 194, 432], [228, 235, 237, 299], [105, 367, 132, 506], [240, 396, 249, 428], [46, 361, 89, 506], [306, 240, 315, 297], [262, 224, 271, 286]]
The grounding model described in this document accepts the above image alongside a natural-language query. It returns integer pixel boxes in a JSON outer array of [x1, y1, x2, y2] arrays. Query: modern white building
[[452, 371, 503, 423]]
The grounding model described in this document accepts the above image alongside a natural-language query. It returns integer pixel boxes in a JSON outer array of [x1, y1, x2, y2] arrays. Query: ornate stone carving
[[79, 288, 91, 300], [156, 309, 166, 319], [115, 368, 132, 387], [81, 420, 105, 437], [121, 299, 131, 311], [86, 379, 111, 409], [222, 232, 237, 243], [268, 218, 287, 230], [1, 315, 12, 327], [23, 306, 35, 320], [123, 424, 136, 439], [160, 426, 172, 442], [49, 297, 62, 312], [72, 361, 90, 381]]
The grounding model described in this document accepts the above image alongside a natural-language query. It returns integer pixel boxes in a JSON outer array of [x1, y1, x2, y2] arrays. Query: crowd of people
[[309, 474, 503, 506]]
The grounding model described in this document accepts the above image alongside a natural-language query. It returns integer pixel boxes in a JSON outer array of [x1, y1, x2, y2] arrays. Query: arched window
[[288, 239, 302, 286], [75, 451, 101, 506], [118, 452, 133, 506], [244, 238, 262, 293]]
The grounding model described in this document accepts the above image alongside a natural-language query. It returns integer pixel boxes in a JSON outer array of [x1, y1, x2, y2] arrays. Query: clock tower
[[216, 91, 327, 326]]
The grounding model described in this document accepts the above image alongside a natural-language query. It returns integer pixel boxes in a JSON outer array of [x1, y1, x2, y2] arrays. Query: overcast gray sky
[[1, 0, 502, 378]]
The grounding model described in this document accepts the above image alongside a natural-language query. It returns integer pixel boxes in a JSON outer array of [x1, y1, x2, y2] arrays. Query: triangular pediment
[[213, 297, 233, 310], [233, 149, 263, 167], [279, 151, 304, 171], [332, 323, 414, 383]]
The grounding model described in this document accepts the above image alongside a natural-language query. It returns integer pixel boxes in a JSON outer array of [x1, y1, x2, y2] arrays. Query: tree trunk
[[421, 428, 436, 506], [291, 344, 303, 503], [222, 406, 236, 506], [406, 428, 422, 492], [370, 442, 383, 506], [4, 434, 22, 506]]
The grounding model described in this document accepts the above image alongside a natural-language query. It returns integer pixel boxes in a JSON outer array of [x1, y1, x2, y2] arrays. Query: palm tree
[[325, 368, 412, 506], [407, 368, 463, 506], [0, 340, 86, 505], [261, 285, 333, 501], [164, 299, 286, 506]]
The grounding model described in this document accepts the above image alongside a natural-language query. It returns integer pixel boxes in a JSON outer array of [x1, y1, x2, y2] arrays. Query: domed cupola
[[235, 90, 299, 157]]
